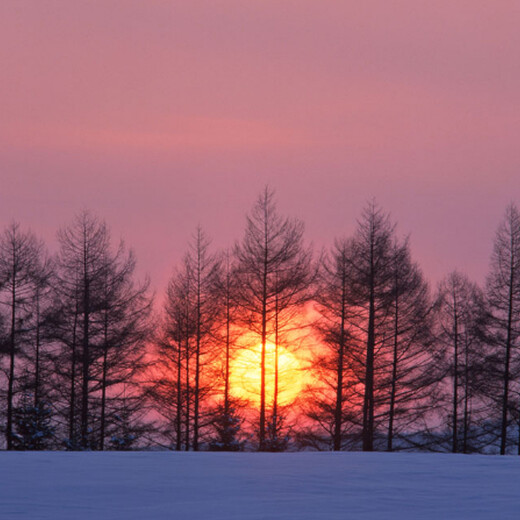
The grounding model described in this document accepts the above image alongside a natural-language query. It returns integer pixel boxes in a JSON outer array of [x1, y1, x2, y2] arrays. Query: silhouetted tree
[[155, 229, 220, 451], [234, 187, 312, 450], [486, 204, 520, 455], [436, 271, 488, 453], [54, 211, 152, 449], [344, 203, 396, 451], [12, 391, 54, 450], [209, 251, 246, 450], [0, 223, 45, 449], [305, 239, 358, 451], [153, 268, 191, 450], [382, 240, 435, 452], [188, 228, 221, 451]]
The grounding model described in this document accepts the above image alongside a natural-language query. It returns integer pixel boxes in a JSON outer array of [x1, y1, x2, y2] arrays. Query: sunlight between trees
[[1, 189, 520, 454]]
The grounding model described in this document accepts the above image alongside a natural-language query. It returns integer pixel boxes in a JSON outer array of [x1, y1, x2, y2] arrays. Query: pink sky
[[1, 1, 519, 293]]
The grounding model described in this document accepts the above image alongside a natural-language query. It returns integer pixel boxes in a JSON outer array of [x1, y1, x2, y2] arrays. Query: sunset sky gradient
[[1, 1, 519, 292]]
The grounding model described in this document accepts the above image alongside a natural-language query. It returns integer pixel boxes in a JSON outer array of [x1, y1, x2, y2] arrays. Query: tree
[[486, 204, 520, 455], [208, 404, 244, 451], [0, 222, 45, 450], [12, 391, 54, 450], [305, 239, 358, 451], [154, 264, 192, 450], [95, 249, 152, 451], [155, 228, 220, 451], [188, 228, 221, 451], [209, 250, 246, 451], [304, 222, 434, 452], [343, 203, 397, 451], [27, 251, 54, 411], [234, 187, 312, 450], [436, 272, 488, 453], [382, 240, 434, 452], [54, 211, 152, 449]]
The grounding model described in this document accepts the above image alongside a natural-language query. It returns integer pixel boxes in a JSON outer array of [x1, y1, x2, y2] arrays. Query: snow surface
[[1, 451, 519, 519]]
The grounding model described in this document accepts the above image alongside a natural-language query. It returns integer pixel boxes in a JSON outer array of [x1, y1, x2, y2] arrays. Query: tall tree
[[382, 240, 434, 452], [0, 223, 45, 450], [155, 228, 220, 451], [209, 250, 245, 451], [234, 187, 312, 450], [344, 203, 396, 451], [28, 251, 54, 410], [54, 211, 152, 449], [186, 228, 220, 451], [436, 271, 487, 453], [95, 248, 152, 450], [305, 239, 359, 451], [154, 262, 192, 450], [486, 204, 520, 455]]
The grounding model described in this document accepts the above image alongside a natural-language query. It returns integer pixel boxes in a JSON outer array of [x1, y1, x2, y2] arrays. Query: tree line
[[1, 188, 520, 454]]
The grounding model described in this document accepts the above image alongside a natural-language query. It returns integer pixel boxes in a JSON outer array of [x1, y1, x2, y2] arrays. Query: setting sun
[[230, 342, 304, 407]]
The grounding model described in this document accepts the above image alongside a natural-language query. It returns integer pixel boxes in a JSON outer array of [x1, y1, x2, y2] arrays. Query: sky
[[1, 1, 519, 294]]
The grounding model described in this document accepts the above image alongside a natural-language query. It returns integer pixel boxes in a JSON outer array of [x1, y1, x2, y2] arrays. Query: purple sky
[[1, 1, 519, 293]]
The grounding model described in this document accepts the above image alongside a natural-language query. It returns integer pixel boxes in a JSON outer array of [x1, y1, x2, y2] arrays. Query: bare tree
[[54, 211, 152, 449], [341, 203, 396, 451], [153, 263, 192, 450], [382, 240, 434, 452], [307, 239, 357, 451], [186, 228, 220, 451], [155, 228, 220, 451], [0, 223, 45, 449], [209, 250, 246, 451], [95, 249, 153, 450], [486, 204, 520, 455], [436, 271, 488, 453], [234, 187, 312, 450]]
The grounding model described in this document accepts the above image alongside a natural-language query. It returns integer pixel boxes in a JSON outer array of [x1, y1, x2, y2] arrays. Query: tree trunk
[[452, 299, 459, 454], [362, 240, 376, 452], [6, 272, 17, 450], [81, 275, 90, 449], [176, 341, 182, 451], [500, 260, 514, 455], [387, 284, 399, 452], [259, 221, 268, 451], [34, 289, 41, 408], [99, 310, 109, 451], [333, 271, 347, 451], [69, 305, 78, 446], [193, 256, 201, 451]]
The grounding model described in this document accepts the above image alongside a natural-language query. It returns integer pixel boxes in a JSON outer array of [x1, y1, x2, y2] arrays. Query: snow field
[[1, 451, 519, 519]]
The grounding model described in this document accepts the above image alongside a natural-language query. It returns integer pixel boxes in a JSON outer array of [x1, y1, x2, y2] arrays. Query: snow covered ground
[[1, 451, 519, 519]]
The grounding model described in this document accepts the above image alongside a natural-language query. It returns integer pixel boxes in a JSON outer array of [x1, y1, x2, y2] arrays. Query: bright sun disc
[[230, 342, 303, 407]]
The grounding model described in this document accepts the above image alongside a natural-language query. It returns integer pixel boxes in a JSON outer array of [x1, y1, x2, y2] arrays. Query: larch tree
[[54, 212, 111, 448], [0, 223, 46, 450], [154, 261, 193, 450], [304, 239, 359, 451], [344, 203, 396, 451], [13, 247, 55, 450], [436, 271, 488, 453], [185, 228, 221, 451], [94, 247, 153, 450], [156, 228, 220, 451], [382, 239, 434, 452], [54, 211, 152, 450], [209, 250, 245, 451], [234, 187, 312, 450], [486, 204, 520, 455]]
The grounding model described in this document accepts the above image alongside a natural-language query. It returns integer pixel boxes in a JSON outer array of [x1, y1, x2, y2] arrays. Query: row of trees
[[1, 190, 520, 454], [0, 215, 152, 450]]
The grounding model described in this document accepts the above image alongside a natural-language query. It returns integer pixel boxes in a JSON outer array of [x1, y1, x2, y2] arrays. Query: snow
[[1, 451, 519, 519]]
